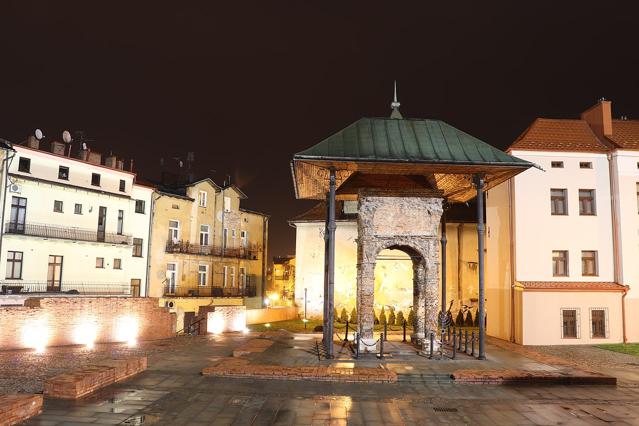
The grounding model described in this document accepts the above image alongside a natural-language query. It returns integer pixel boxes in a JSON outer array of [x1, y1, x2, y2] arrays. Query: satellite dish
[[82, 142, 88, 150], [34, 129, 43, 140], [62, 130, 72, 143]]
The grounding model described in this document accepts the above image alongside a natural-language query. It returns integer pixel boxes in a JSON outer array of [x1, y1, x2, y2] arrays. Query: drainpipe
[[607, 152, 626, 342], [262, 216, 268, 301], [508, 179, 517, 342], [457, 223, 463, 305], [622, 286, 629, 343], [146, 192, 163, 297], [0, 145, 16, 263]]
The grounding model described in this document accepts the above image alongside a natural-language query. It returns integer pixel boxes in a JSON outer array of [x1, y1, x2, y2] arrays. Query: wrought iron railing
[[0, 281, 131, 295], [165, 241, 259, 260], [163, 283, 257, 298], [5, 222, 132, 245]]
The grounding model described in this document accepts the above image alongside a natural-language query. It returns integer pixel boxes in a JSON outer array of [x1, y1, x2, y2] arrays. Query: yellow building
[[268, 256, 295, 305], [148, 178, 269, 329]]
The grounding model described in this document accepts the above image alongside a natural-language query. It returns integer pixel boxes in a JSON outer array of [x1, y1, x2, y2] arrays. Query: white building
[[0, 136, 153, 296], [487, 100, 639, 345]]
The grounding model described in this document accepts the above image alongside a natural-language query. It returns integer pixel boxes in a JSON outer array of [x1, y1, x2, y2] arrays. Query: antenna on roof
[[62, 130, 73, 156], [390, 80, 403, 119]]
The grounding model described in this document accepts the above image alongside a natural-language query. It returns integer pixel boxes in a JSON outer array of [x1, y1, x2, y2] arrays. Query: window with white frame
[[168, 220, 180, 243], [166, 263, 177, 292], [230, 266, 235, 287], [223, 265, 228, 287], [561, 308, 580, 339], [198, 191, 207, 208], [239, 267, 246, 287], [590, 308, 608, 338], [6, 251, 23, 279], [581, 251, 598, 276], [240, 230, 248, 248], [552, 250, 569, 277], [224, 196, 231, 212], [200, 225, 210, 246], [198, 264, 208, 286]]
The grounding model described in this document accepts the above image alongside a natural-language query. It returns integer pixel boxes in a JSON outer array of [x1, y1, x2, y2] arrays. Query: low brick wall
[[451, 369, 616, 385], [0, 394, 42, 426], [0, 297, 176, 351], [44, 356, 147, 399], [246, 307, 298, 325]]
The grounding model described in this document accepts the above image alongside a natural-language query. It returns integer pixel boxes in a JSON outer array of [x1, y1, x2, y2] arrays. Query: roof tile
[[608, 120, 639, 150], [509, 118, 609, 153], [517, 281, 627, 291]]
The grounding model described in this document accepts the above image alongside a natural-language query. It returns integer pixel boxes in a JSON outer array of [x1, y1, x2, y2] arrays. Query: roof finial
[[390, 80, 403, 119]]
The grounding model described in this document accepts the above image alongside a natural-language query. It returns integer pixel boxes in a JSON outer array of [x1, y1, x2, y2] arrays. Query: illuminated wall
[[293, 220, 479, 319]]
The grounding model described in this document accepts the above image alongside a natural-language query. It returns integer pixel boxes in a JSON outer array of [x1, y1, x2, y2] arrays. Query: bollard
[[471, 331, 475, 357], [464, 330, 468, 354], [383, 321, 388, 342], [379, 336, 384, 359], [458, 329, 463, 351], [344, 320, 349, 342], [402, 320, 407, 343], [429, 332, 434, 359], [355, 332, 360, 359], [441, 330, 445, 356], [452, 331, 457, 359]]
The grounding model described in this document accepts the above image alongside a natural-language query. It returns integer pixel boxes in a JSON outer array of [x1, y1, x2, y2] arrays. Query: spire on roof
[[390, 80, 403, 119]]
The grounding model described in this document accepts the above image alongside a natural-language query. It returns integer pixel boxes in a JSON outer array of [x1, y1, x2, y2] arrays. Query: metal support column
[[326, 168, 337, 358], [322, 193, 330, 347], [440, 210, 447, 324], [475, 174, 486, 360]]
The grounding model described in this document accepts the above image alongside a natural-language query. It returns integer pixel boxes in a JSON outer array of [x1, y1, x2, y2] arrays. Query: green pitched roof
[[295, 117, 529, 167]]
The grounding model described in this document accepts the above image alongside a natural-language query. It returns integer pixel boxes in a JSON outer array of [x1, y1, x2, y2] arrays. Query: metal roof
[[295, 117, 531, 166]]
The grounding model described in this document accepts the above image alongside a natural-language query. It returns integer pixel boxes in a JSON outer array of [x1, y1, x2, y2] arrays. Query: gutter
[[293, 155, 537, 169], [622, 286, 629, 343], [146, 192, 163, 297]]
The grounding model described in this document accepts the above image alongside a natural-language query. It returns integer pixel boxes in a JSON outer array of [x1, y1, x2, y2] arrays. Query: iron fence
[[0, 281, 131, 295], [163, 283, 257, 298], [165, 241, 259, 260], [5, 222, 132, 245]]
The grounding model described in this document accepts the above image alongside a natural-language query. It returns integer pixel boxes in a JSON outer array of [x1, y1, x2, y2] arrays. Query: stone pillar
[[356, 260, 375, 340], [411, 261, 426, 341]]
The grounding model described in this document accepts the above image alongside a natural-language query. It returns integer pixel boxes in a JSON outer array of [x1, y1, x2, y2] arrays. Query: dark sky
[[2, 2, 639, 256]]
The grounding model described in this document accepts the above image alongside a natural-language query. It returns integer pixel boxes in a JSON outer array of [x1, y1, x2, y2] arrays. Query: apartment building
[[487, 100, 639, 345], [0, 136, 153, 296], [148, 178, 268, 329]]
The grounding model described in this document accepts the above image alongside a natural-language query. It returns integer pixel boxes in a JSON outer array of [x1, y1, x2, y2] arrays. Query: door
[[166, 263, 177, 293], [97, 206, 107, 242], [9, 196, 27, 233], [130, 279, 141, 297], [47, 255, 63, 292]]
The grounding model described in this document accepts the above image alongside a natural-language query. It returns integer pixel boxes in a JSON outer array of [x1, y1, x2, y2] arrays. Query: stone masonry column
[[356, 260, 375, 340], [411, 261, 427, 341]]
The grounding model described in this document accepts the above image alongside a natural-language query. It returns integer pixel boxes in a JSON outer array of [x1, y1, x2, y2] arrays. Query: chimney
[[581, 98, 613, 140], [26, 135, 40, 150], [129, 159, 135, 172], [104, 155, 117, 168], [50, 141, 66, 156], [116, 159, 125, 170], [77, 149, 89, 161], [87, 151, 102, 165]]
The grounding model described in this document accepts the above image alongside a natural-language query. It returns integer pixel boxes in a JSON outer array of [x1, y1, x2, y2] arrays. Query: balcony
[[163, 283, 257, 298], [0, 281, 131, 295], [165, 241, 259, 260], [5, 222, 132, 245]]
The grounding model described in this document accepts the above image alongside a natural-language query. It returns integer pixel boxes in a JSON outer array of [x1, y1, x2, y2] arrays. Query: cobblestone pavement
[[11, 332, 639, 425]]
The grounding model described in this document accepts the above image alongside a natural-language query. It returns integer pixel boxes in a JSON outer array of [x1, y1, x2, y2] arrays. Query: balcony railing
[[165, 241, 259, 260], [163, 283, 257, 298], [0, 281, 131, 295], [5, 222, 132, 245]]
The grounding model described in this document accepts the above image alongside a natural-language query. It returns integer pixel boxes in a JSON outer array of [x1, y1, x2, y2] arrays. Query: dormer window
[[58, 166, 69, 180], [18, 157, 30, 173], [551, 161, 564, 168], [91, 173, 101, 187], [119, 179, 126, 192]]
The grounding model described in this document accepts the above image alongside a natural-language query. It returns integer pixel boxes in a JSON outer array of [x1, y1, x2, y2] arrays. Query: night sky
[[2, 2, 639, 257]]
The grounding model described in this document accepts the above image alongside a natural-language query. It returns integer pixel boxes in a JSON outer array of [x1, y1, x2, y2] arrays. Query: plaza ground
[[4, 331, 639, 425]]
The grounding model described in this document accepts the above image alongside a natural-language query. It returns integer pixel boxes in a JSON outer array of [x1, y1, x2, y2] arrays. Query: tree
[[340, 308, 349, 323], [455, 310, 465, 327], [474, 309, 480, 327], [379, 306, 387, 325], [465, 310, 474, 327], [334, 307, 339, 322], [407, 308, 416, 328], [395, 310, 405, 326], [388, 309, 396, 326], [350, 307, 357, 324], [374, 310, 380, 325]]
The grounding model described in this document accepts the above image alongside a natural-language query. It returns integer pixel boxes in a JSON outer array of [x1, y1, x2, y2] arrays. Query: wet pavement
[[19, 332, 639, 425]]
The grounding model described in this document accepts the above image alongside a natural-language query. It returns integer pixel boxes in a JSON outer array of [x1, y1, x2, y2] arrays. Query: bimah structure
[[291, 99, 534, 359]]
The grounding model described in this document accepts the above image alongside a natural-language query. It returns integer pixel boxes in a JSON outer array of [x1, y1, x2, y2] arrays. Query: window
[[166, 263, 177, 293], [198, 191, 207, 207], [579, 162, 592, 169], [199, 225, 210, 246], [132, 238, 143, 257], [231, 229, 236, 240], [636, 183, 639, 213], [590, 308, 608, 338], [553, 250, 569, 276], [74, 203, 82, 215], [224, 196, 231, 212], [6, 251, 23, 279], [9, 196, 27, 233], [561, 309, 579, 339], [168, 220, 180, 243], [119, 179, 126, 192], [551, 161, 564, 168], [239, 267, 246, 287], [240, 230, 248, 248], [198, 265, 208, 286], [172, 204, 179, 209], [113, 258, 122, 269], [230, 266, 235, 287], [223, 266, 228, 287], [550, 189, 568, 215], [96, 257, 104, 268], [53, 200, 63, 213], [117, 210, 124, 235], [58, 166, 69, 180], [223, 228, 228, 250], [47, 255, 63, 291], [18, 157, 31, 173], [130, 279, 141, 297], [579, 189, 596, 215], [582, 251, 598, 276], [135, 199, 145, 214], [91, 173, 101, 186]]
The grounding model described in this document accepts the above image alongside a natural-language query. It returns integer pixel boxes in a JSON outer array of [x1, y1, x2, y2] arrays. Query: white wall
[[511, 150, 614, 282]]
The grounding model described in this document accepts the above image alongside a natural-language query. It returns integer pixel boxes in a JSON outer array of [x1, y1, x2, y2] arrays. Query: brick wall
[[0, 297, 176, 351]]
